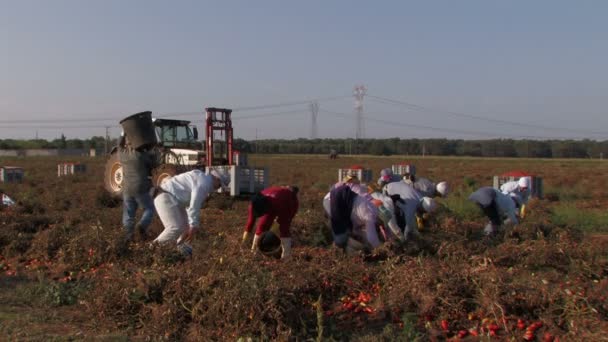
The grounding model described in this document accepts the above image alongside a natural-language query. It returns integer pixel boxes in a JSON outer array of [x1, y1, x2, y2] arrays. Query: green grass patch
[[551, 204, 608, 233]]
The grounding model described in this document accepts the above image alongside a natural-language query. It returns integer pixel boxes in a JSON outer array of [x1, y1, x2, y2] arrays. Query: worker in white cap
[[413, 178, 449, 198], [383, 181, 437, 241], [468, 186, 521, 237], [153, 168, 230, 255], [500, 177, 531, 218]]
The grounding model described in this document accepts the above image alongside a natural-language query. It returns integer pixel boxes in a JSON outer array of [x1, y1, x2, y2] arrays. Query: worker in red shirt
[[242, 186, 299, 259]]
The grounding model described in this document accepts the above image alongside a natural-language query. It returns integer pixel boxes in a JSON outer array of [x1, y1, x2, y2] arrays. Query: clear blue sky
[[1, 0, 607, 140]]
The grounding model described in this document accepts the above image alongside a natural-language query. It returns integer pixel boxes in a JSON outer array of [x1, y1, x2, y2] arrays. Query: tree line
[[234, 138, 608, 159], [2, 136, 607, 159]]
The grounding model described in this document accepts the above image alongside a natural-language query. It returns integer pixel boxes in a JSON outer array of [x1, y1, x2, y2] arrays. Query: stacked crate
[[57, 163, 87, 177], [206, 165, 268, 196], [0, 166, 24, 183], [338, 165, 373, 183], [391, 163, 416, 176]]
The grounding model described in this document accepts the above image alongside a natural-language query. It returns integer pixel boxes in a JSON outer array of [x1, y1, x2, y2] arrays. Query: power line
[[232, 95, 351, 112], [319, 109, 578, 140], [367, 94, 608, 137]]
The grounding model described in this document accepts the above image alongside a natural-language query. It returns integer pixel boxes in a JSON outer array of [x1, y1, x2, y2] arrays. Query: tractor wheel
[[153, 164, 179, 188], [104, 152, 124, 198]]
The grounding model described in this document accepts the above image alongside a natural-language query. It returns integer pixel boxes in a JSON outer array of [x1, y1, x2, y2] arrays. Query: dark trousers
[[329, 185, 357, 240]]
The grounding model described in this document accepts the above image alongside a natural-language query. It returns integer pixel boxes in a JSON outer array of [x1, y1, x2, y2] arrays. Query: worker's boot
[[123, 226, 135, 243], [136, 224, 151, 242], [280, 238, 292, 260]]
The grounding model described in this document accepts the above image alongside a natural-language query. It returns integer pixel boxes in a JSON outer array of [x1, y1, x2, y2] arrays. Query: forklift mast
[[205, 107, 233, 167]]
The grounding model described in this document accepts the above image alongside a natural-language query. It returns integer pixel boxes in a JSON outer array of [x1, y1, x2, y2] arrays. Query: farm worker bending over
[[154, 169, 230, 254], [377, 168, 402, 189], [413, 178, 449, 199], [383, 181, 437, 240], [410, 178, 449, 229], [242, 186, 299, 260], [369, 190, 403, 242], [468, 186, 521, 236], [119, 135, 157, 242], [500, 177, 531, 218], [323, 184, 382, 252]]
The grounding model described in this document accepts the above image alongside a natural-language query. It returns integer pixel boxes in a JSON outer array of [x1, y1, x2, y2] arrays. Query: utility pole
[[310, 101, 319, 139], [353, 85, 367, 140], [105, 126, 110, 154], [353, 85, 367, 154]]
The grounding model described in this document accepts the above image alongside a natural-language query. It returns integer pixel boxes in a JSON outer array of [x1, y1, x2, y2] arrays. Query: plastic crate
[[0, 166, 24, 183], [391, 164, 416, 176], [493, 175, 543, 199], [206, 165, 269, 196], [57, 163, 87, 177], [338, 168, 373, 183]]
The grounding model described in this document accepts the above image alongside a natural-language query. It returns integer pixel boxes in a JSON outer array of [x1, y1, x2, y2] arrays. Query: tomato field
[[0, 155, 606, 340]]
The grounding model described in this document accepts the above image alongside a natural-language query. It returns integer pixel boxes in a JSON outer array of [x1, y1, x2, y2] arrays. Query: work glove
[[242, 231, 253, 246], [520, 204, 526, 219], [280, 237, 292, 260], [251, 234, 262, 252]]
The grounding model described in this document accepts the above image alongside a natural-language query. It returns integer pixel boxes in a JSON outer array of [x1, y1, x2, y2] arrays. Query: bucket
[[119, 111, 157, 149]]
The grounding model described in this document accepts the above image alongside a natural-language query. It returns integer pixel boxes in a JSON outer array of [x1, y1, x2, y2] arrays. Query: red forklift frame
[[205, 107, 233, 167]]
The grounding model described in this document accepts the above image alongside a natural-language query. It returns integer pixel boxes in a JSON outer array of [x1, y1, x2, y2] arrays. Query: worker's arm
[[244, 203, 256, 233]]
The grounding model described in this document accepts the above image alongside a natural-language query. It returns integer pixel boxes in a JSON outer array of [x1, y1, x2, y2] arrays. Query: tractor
[[103, 108, 266, 198]]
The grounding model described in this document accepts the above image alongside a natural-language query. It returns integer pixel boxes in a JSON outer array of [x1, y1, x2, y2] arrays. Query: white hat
[[435, 181, 449, 197], [518, 177, 530, 189], [210, 169, 230, 187], [420, 197, 437, 213]]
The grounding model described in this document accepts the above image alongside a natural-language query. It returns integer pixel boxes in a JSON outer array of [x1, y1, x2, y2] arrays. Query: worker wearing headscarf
[[500, 177, 531, 218], [377, 168, 402, 189], [323, 183, 382, 252], [154, 169, 230, 254], [243, 186, 299, 259], [468, 186, 521, 236], [383, 181, 437, 240]]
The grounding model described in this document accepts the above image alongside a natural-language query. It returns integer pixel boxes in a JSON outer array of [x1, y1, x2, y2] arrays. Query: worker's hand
[[280, 238, 292, 260], [242, 231, 253, 245], [251, 234, 262, 252], [520, 205, 527, 219], [181, 225, 198, 243]]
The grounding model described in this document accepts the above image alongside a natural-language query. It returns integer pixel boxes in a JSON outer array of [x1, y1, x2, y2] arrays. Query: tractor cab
[[152, 118, 203, 151]]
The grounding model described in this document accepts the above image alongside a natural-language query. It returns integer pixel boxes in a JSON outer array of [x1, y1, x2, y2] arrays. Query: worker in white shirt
[[153, 169, 230, 255], [383, 181, 437, 241], [500, 177, 531, 218], [468, 186, 522, 237]]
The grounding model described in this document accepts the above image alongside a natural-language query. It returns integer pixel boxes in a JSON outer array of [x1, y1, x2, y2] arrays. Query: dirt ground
[[0, 155, 606, 341]]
